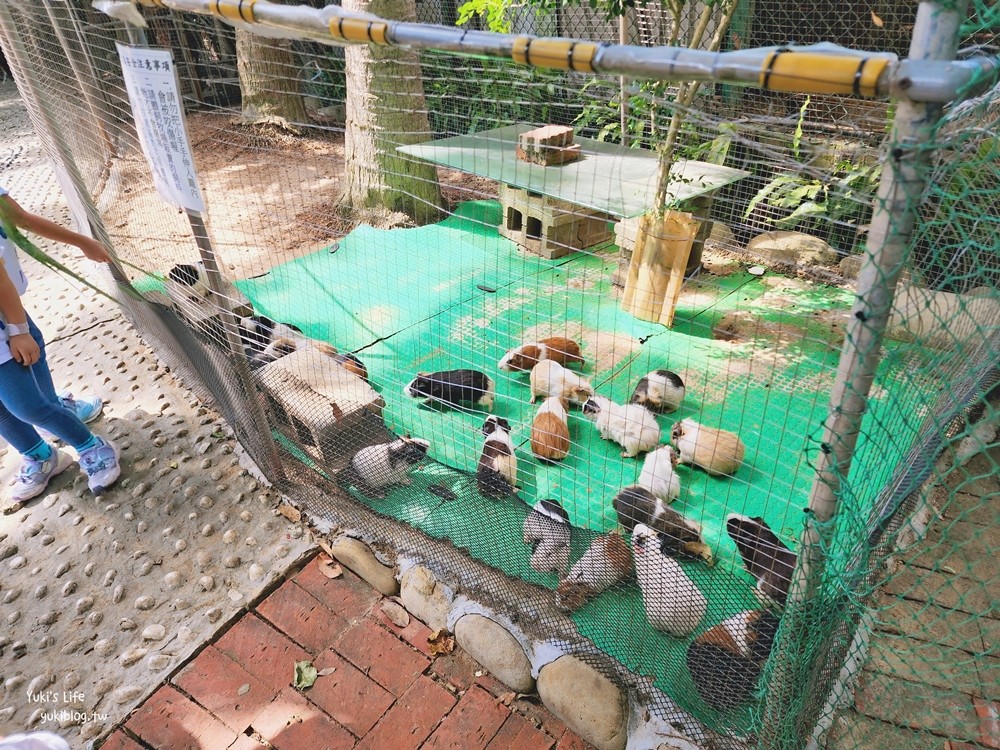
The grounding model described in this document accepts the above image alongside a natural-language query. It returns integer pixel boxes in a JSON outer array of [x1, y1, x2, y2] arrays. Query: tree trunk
[[235, 29, 307, 127], [342, 0, 443, 225]]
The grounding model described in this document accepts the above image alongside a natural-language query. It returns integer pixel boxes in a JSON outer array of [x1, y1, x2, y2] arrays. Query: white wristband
[[6, 322, 29, 336]]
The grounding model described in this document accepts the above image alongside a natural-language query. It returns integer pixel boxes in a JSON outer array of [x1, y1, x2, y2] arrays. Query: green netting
[[232, 200, 943, 733]]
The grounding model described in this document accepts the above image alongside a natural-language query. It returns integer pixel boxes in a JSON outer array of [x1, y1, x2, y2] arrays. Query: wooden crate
[[498, 183, 612, 260]]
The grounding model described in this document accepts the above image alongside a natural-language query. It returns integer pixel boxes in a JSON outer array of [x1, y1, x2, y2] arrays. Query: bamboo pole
[[758, 2, 970, 747]]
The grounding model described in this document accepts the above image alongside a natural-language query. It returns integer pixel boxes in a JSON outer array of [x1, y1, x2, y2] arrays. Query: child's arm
[[0, 260, 39, 366], [0, 194, 112, 264]]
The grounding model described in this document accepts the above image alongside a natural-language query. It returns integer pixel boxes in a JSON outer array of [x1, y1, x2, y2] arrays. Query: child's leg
[[0, 321, 93, 450]]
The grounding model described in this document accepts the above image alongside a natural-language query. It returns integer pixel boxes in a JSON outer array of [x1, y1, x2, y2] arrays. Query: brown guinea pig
[[531, 396, 571, 462], [499, 336, 584, 372], [671, 418, 745, 475]]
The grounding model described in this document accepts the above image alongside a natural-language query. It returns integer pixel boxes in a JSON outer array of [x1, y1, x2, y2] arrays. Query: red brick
[[511, 699, 570, 742], [306, 648, 396, 737], [372, 604, 436, 657], [355, 675, 457, 750], [486, 711, 557, 750], [295, 558, 380, 619], [173, 645, 277, 733], [556, 731, 596, 749], [335, 617, 430, 696], [433, 649, 483, 693], [229, 734, 267, 749], [125, 684, 239, 749], [974, 697, 1000, 749], [251, 687, 355, 750], [214, 613, 311, 692], [423, 686, 509, 750], [97, 730, 145, 750], [257, 578, 349, 654]]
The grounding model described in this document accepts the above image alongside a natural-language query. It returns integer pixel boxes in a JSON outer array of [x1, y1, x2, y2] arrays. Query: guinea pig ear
[[670, 449, 679, 468]]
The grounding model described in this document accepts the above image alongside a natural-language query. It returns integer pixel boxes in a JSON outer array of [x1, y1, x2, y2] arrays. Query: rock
[[746, 231, 838, 266], [142, 624, 166, 641], [888, 283, 1000, 348], [838, 254, 862, 279], [708, 221, 736, 247], [399, 566, 452, 632], [329, 537, 398, 596], [454, 614, 534, 693], [536, 655, 627, 750]]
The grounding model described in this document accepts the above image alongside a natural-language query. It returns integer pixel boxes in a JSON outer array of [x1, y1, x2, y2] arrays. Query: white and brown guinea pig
[[529, 360, 594, 405], [686, 609, 780, 712], [726, 514, 796, 606], [530, 396, 571, 462], [341, 436, 430, 499], [556, 531, 632, 612], [313, 342, 369, 381], [637, 445, 681, 503], [499, 336, 584, 372], [404, 369, 494, 411], [582, 396, 661, 458], [631, 523, 707, 637], [630, 369, 685, 413], [477, 416, 518, 498], [613, 486, 712, 564], [671, 418, 745, 475]]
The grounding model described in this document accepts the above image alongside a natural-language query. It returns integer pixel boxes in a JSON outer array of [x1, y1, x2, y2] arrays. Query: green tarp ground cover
[[233, 201, 930, 733]]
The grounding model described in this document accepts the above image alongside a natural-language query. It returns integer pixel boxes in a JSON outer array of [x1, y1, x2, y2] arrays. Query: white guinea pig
[[529, 360, 594, 405], [582, 395, 661, 458]]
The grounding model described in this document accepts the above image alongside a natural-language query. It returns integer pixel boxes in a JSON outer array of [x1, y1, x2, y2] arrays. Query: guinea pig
[[671, 418, 745, 476], [726, 514, 796, 606], [613, 485, 712, 564], [477, 416, 518, 497], [529, 360, 594, 405], [340, 436, 430, 499], [523, 498, 571, 574], [404, 369, 494, 411], [530, 396, 571, 462], [250, 337, 297, 368], [556, 532, 632, 612], [238, 314, 303, 357], [309, 342, 369, 381], [686, 609, 781, 712], [637, 445, 681, 503], [630, 369, 685, 413], [499, 336, 585, 372], [582, 396, 661, 458], [167, 261, 211, 302], [631, 523, 707, 637]]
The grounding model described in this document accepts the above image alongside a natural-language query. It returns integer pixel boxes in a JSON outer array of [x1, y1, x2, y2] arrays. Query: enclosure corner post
[[758, 2, 970, 747]]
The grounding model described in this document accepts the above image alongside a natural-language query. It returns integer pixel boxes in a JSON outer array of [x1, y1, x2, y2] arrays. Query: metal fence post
[[759, 2, 970, 747]]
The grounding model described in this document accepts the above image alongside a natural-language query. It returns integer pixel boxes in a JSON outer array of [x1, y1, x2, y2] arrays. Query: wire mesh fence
[[0, 0, 997, 747]]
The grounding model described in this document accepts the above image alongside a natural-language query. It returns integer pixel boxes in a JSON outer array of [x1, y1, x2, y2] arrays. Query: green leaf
[[792, 96, 811, 160], [0, 206, 141, 303], [775, 201, 826, 228], [293, 660, 318, 690]]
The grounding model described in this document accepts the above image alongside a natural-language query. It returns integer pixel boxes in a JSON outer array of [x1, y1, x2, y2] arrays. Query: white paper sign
[[116, 44, 204, 212]]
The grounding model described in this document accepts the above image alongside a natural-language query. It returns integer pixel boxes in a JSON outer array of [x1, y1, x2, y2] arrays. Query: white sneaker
[[11, 449, 73, 502], [77, 437, 121, 495]]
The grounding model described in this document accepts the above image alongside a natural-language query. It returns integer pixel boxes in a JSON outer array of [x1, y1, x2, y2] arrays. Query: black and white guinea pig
[[341, 436, 431, 499], [238, 314, 302, 356], [613, 485, 712, 564], [477, 415, 517, 497], [726, 514, 796, 606], [167, 261, 211, 302], [686, 609, 781, 712], [404, 369, 494, 411], [630, 369, 685, 413]]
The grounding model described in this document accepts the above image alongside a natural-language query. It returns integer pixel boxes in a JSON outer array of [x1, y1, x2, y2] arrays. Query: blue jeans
[[0, 316, 92, 453]]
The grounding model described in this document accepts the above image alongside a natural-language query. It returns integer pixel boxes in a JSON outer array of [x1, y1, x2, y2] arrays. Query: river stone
[[536, 655, 627, 750], [399, 565, 452, 632], [746, 230, 838, 266], [329, 537, 398, 596], [454, 614, 533, 693]]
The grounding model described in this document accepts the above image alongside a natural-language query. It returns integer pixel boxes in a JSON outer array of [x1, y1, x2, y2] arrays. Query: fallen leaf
[[497, 691, 516, 707], [277, 504, 301, 523], [427, 629, 456, 656], [381, 600, 410, 628], [169, 461, 178, 469], [870, 9, 884, 27], [317, 667, 337, 677], [237, 683, 250, 696], [318, 556, 343, 579], [293, 660, 318, 690], [211, 430, 224, 439], [317, 538, 335, 557]]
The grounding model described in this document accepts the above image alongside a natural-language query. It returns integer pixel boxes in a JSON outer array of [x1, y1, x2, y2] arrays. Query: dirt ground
[[107, 112, 499, 282]]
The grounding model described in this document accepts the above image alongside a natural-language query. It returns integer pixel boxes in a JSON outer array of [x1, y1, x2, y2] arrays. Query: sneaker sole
[[10, 450, 73, 502], [89, 441, 122, 496]]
